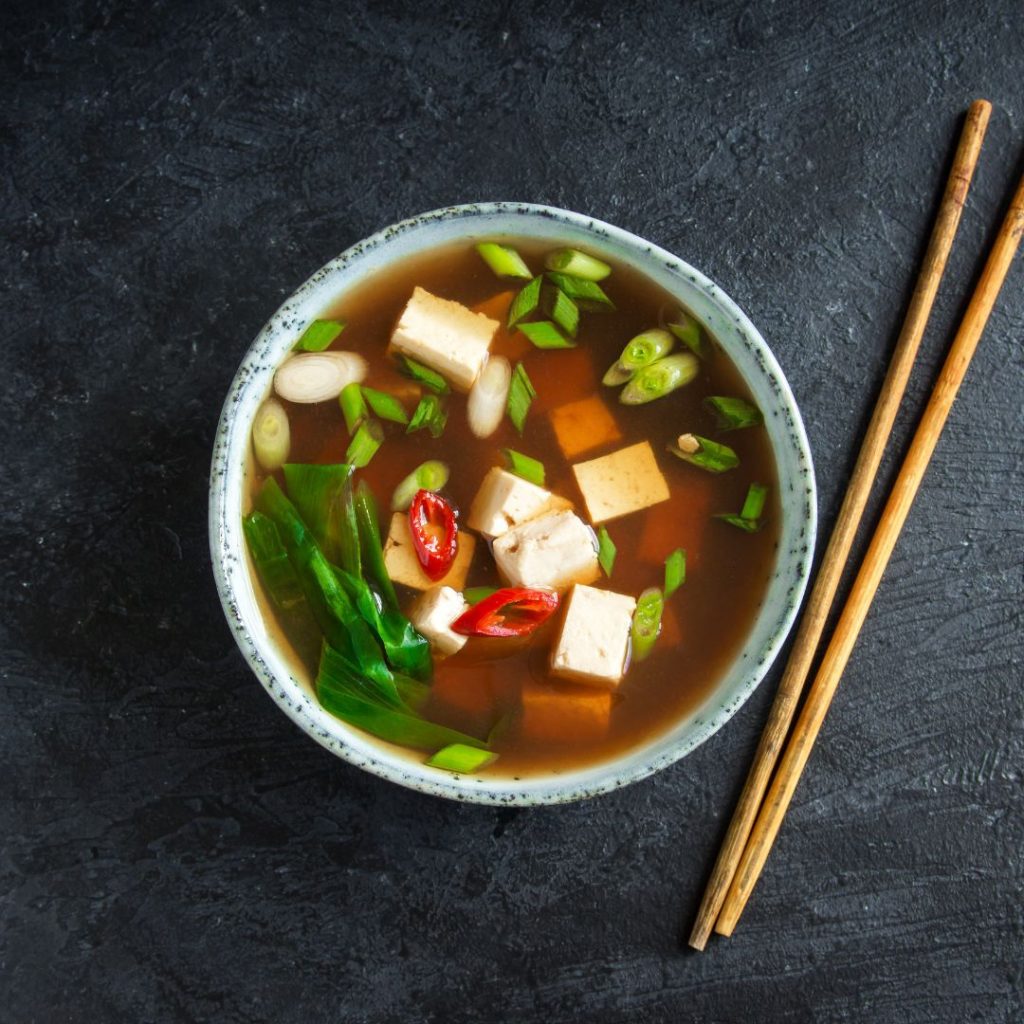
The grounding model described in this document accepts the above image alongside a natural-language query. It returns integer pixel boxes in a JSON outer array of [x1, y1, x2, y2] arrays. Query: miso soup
[[244, 240, 779, 777]]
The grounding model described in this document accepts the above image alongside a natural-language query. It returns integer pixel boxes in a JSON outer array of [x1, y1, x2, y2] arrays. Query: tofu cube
[[492, 509, 599, 591], [550, 394, 622, 459], [382, 512, 475, 591], [409, 586, 469, 657], [550, 583, 637, 689], [389, 286, 498, 391], [466, 467, 572, 538], [520, 682, 613, 742], [572, 441, 670, 523]]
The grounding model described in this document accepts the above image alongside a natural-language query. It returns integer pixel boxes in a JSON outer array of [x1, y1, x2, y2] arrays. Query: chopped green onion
[[597, 526, 616, 578], [602, 361, 634, 387], [242, 511, 305, 610], [362, 386, 408, 425], [252, 398, 291, 471], [476, 242, 532, 280], [339, 381, 368, 434], [407, 395, 448, 438], [544, 248, 611, 281], [619, 329, 675, 372], [545, 272, 615, 311], [517, 320, 575, 349], [705, 396, 763, 431], [620, 352, 699, 405], [507, 361, 536, 434], [391, 460, 450, 512], [464, 586, 498, 606], [295, 318, 345, 352], [508, 276, 543, 327], [345, 419, 384, 467], [664, 549, 686, 598], [630, 587, 664, 661], [398, 355, 450, 394], [667, 313, 705, 358], [545, 287, 580, 337], [502, 448, 545, 486], [716, 482, 769, 532], [282, 462, 353, 566], [667, 433, 740, 473], [426, 743, 498, 773]]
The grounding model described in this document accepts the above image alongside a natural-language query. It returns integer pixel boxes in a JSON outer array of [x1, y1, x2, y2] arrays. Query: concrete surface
[[3, 1, 1022, 1021]]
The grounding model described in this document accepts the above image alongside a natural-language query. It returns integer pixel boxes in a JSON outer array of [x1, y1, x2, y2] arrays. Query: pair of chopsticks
[[690, 98, 1024, 950]]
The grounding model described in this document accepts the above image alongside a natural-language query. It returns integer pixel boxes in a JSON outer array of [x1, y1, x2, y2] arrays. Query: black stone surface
[[4, 2, 1022, 1021]]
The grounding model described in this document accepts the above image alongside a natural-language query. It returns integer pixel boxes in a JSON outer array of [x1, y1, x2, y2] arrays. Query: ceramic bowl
[[209, 202, 816, 805]]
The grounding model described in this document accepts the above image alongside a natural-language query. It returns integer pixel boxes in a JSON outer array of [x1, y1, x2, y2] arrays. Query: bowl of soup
[[210, 202, 816, 804]]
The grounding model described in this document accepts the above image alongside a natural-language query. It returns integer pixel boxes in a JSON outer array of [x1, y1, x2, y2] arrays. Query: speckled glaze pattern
[[210, 203, 817, 804]]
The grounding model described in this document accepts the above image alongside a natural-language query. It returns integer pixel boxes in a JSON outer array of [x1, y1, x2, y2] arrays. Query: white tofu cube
[[572, 441, 670, 523], [389, 286, 498, 391], [409, 586, 469, 656], [550, 584, 637, 689], [491, 509, 599, 591], [382, 512, 475, 591], [466, 467, 573, 538]]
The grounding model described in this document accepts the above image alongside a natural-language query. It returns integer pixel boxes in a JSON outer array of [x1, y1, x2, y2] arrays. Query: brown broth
[[248, 240, 780, 777]]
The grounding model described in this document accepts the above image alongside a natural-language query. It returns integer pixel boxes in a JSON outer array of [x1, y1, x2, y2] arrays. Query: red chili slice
[[409, 489, 458, 581], [451, 587, 560, 638]]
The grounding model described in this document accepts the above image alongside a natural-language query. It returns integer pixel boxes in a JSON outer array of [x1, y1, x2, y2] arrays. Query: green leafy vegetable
[[664, 548, 686, 599], [426, 743, 498, 773], [620, 353, 699, 405], [545, 272, 615, 311], [282, 462, 353, 566], [339, 381, 368, 434], [507, 361, 536, 434], [362, 387, 408, 425], [597, 526, 616, 578], [345, 419, 384, 467], [667, 434, 740, 473], [630, 587, 664, 661], [517, 320, 575, 349], [243, 511, 305, 610], [391, 460, 450, 511], [295, 318, 345, 352], [705, 396, 763, 431], [475, 242, 532, 279], [544, 248, 611, 281], [398, 355, 450, 394], [502, 448, 545, 486], [407, 395, 448, 438], [507, 276, 543, 328]]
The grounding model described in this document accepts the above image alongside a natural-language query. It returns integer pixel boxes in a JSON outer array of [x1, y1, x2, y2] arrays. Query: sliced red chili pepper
[[451, 587, 560, 638], [408, 489, 458, 582]]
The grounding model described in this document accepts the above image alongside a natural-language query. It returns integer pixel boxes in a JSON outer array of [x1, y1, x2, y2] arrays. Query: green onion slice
[[502, 448, 545, 486], [667, 313, 705, 358], [620, 353, 699, 405], [517, 320, 575, 349], [252, 398, 291, 471], [705, 396, 763, 430], [664, 549, 686, 598], [630, 587, 664, 661], [426, 743, 498, 773], [407, 395, 448, 438], [295, 318, 345, 352], [716, 482, 769, 532], [545, 287, 580, 337], [597, 526, 616, 578], [507, 361, 536, 434], [546, 272, 615, 311], [476, 242, 532, 280], [242, 511, 305, 610], [619, 329, 675, 372], [602, 361, 634, 387], [362, 386, 408, 425], [398, 355, 450, 394], [667, 433, 739, 473], [391, 460, 450, 512], [345, 419, 384, 468], [508, 275, 543, 328], [544, 248, 611, 281], [339, 381, 368, 434], [464, 586, 499, 606]]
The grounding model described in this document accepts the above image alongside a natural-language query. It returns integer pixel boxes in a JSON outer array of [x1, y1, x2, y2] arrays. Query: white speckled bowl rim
[[210, 202, 816, 805]]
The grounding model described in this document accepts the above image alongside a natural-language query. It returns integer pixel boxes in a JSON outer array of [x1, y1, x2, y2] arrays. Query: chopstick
[[687, 99, 992, 951], [715, 164, 1024, 937]]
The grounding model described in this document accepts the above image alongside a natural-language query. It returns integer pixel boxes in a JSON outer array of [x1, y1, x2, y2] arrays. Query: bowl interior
[[209, 203, 816, 805]]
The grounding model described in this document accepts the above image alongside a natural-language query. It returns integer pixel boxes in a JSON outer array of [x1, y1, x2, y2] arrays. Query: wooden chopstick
[[715, 165, 1024, 936], [687, 99, 992, 951]]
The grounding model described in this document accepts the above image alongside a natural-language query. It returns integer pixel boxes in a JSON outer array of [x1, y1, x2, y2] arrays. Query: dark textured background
[[3, 1, 1022, 1021]]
